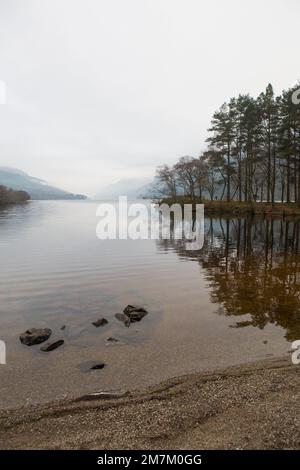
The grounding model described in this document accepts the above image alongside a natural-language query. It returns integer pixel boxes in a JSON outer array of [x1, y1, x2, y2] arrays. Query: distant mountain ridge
[[95, 178, 158, 200], [0, 167, 87, 200]]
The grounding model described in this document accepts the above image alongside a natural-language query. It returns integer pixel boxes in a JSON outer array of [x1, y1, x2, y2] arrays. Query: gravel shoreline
[[0, 357, 299, 450]]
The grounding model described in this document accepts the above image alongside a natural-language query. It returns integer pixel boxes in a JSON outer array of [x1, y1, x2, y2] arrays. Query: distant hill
[[94, 178, 158, 200], [0, 168, 87, 200]]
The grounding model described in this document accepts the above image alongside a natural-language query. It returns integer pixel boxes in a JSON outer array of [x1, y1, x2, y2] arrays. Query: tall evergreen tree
[[257, 84, 279, 203], [157, 82, 300, 205], [206, 103, 236, 201]]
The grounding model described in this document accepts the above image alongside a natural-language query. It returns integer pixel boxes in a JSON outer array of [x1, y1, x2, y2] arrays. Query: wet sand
[[1, 357, 299, 450]]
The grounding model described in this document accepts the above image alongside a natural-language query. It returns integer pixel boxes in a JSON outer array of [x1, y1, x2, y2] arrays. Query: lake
[[0, 200, 299, 408]]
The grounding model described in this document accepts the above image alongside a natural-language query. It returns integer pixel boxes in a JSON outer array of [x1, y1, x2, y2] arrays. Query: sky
[[0, 0, 299, 196]]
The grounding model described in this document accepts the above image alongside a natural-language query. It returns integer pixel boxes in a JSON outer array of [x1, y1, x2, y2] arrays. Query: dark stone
[[123, 305, 148, 322], [92, 318, 108, 327], [106, 336, 119, 343], [40, 339, 64, 352], [123, 304, 147, 315], [61, 325, 66, 330], [78, 360, 106, 372], [115, 313, 130, 327], [20, 328, 52, 346], [90, 363, 105, 370]]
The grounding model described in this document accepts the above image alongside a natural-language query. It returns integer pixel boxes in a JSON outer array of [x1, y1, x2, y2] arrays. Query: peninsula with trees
[[0, 185, 30, 205], [156, 83, 300, 216]]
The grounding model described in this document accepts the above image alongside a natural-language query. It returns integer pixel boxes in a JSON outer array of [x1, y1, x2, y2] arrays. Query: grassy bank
[[158, 197, 300, 217]]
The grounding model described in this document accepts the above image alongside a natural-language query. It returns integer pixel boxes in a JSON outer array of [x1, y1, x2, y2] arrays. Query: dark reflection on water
[[157, 217, 300, 341]]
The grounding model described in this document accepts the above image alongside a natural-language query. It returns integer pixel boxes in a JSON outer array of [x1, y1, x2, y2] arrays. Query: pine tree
[[206, 103, 236, 201]]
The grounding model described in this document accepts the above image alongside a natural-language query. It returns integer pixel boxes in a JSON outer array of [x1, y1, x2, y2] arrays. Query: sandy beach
[[0, 357, 299, 450]]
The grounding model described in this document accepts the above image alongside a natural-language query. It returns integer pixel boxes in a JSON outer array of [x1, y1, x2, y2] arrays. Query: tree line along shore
[[158, 197, 300, 217], [0, 185, 30, 205], [155, 83, 300, 213]]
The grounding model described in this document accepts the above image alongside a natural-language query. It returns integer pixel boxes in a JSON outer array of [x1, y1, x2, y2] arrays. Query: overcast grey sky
[[0, 0, 299, 195]]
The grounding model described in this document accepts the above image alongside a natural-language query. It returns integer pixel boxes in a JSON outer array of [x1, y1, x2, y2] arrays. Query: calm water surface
[[0, 200, 299, 408]]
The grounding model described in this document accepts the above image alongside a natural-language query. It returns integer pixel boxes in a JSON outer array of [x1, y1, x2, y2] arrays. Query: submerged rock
[[20, 328, 52, 346], [40, 339, 64, 352], [92, 318, 108, 327], [106, 336, 119, 343], [123, 305, 148, 322], [90, 363, 105, 370], [115, 313, 131, 327]]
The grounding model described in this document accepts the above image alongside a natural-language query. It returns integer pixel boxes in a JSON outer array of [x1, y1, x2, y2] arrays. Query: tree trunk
[[227, 145, 231, 202], [267, 123, 271, 203], [286, 152, 290, 203], [271, 148, 276, 205], [237, 151, 242, 202]]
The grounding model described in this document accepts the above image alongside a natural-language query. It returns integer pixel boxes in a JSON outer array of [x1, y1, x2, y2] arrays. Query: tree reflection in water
[[157, 217, 300, 341]]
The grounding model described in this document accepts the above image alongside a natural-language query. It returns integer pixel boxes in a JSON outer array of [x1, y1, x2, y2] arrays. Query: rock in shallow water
[[115, 313, 131, 327], [106, 336, 119, 343], [40, 339, 64, 352], [20, 328, 52, 346], [123, 305, 148, 322], [92, 318, 108, 327], [90, 363, 105, 370]]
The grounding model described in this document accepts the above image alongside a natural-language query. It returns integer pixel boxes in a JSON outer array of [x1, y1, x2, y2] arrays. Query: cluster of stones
[[19, 305, 148, 371]]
